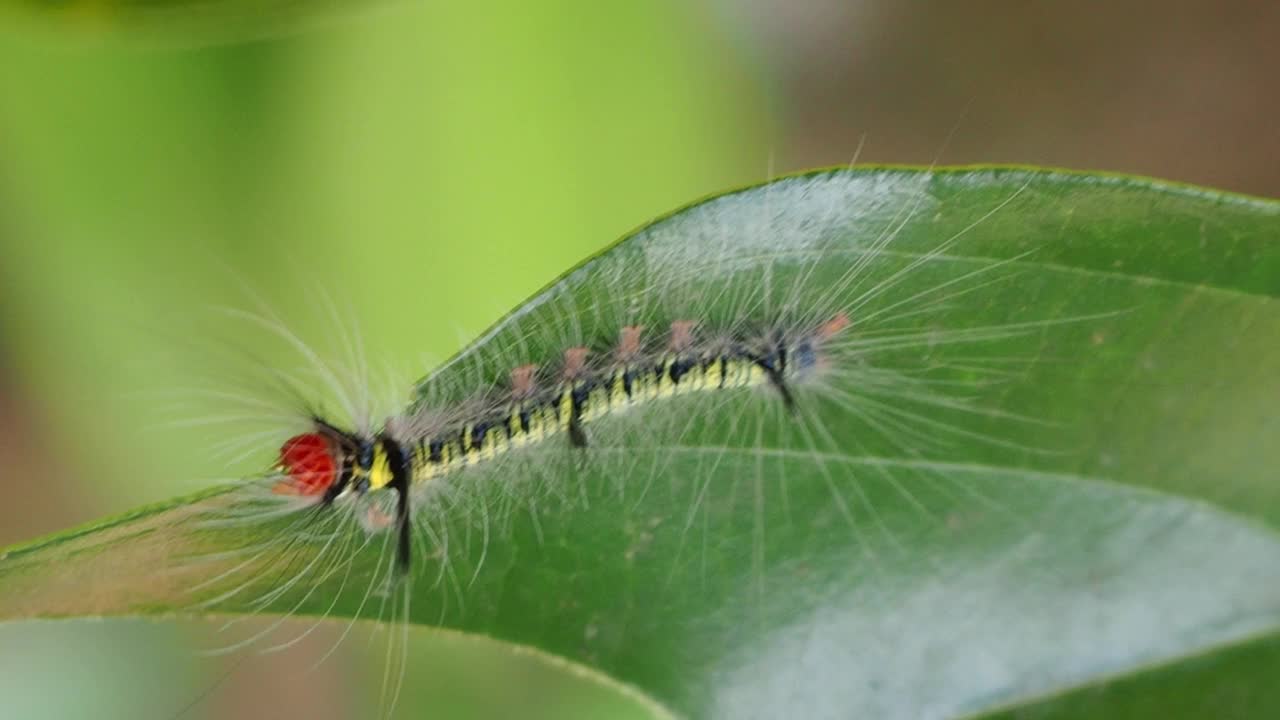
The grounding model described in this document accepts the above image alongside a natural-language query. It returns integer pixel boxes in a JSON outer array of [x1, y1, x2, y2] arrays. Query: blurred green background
[[0, 1, 1276, 717]]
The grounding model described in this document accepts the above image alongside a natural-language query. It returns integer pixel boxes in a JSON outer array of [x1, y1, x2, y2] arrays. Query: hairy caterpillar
[[273, 312, 851, 573]]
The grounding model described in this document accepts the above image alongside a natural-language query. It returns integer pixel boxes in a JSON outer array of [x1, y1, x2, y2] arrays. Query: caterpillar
[[272, 312, 851, 575]]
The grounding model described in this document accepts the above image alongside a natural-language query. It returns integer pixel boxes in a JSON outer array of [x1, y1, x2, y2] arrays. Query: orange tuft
[[818, 312, 850, 341], [563, 347, 589, 378], [510, 364, 538, 397], [669, 320, 697, 351], [618, 326, 644, 359]]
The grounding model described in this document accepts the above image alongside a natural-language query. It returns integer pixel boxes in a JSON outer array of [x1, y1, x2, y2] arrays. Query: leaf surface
[[2, 167, 1278, 719]]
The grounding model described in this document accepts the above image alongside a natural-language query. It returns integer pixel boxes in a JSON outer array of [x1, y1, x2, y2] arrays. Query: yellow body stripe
[[408, 352, 773, 485], [365, 443, 394, 490]]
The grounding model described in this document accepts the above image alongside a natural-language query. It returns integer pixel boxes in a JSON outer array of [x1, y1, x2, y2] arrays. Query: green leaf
[[2, 167, 1278, 719]]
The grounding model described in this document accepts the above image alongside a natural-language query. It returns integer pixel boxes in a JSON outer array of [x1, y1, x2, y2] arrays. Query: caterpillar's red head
[[274, 432, 339, 497]]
